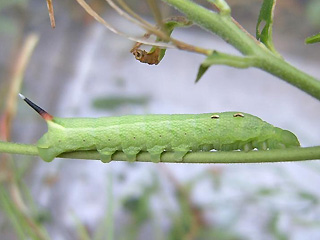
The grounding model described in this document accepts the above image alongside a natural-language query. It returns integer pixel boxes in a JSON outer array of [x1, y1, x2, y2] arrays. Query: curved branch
[[1, 141, 319, 163], [162, 0, 320, 100]]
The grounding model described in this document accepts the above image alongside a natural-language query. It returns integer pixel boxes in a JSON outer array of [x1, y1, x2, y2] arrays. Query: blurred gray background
[[1, 0, 320, 239]]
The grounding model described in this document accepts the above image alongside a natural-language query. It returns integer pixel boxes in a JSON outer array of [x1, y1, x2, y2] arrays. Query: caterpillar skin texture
[[36, 112, 300, 163]]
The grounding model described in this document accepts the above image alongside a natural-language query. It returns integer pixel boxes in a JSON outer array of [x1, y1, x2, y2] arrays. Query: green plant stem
[[255, 55, 320, 99], [162, 0, 320, 100], [1, 141, 319, 163], [0, 141, 38, 156], [162, 0, 260, 55]]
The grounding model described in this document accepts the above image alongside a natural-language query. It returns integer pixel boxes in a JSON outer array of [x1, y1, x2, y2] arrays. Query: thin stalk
[[147, 0, 165, 31], [114, 0, 211, 55], [1, 141, 319, 163], [46, 0, 55, 28], [107, 0, 168, 39], [76, 0, 174, 48]]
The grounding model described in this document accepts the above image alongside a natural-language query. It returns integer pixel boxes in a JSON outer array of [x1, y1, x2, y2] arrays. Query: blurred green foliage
[[0, 159, 50, 240], [92, 96, 150, 110], [0, 0, 27, 34], [306, 0, 320, 27]]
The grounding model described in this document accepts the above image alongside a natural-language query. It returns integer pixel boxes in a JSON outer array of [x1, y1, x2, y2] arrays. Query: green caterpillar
[[20, 94, 300, 163]]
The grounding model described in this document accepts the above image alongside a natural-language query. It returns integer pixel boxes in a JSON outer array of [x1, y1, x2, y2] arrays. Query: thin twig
[[110, 0, 168, 39], [117, 0, 155, 28], [147, 0, 165, 31], [46, 0, 56, 28], [76, 0, 211, 55], [116, 0, 212, 56], [76, 0, 175, 48], [113, 0, 212, 55]]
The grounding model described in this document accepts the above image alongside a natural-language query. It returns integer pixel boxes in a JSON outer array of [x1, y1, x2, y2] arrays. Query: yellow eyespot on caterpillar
[[20, 94, 300, 163], [211, 115, 220, 119], [233, 113, 244, 117]]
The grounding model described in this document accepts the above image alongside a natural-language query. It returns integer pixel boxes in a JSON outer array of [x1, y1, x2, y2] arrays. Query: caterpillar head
[[274, 127, 300, 148]]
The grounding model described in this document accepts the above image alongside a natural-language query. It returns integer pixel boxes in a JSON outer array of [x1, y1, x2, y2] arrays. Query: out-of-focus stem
[[2, 34, 39, 141]]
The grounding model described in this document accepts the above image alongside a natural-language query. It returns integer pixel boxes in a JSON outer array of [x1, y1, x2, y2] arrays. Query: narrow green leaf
[[203, 51, 255, 68], [195, 51, 255, 83], [256, 0, 278, 54], [195, 65, 209, 83], [305, 33, 320, 44]]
